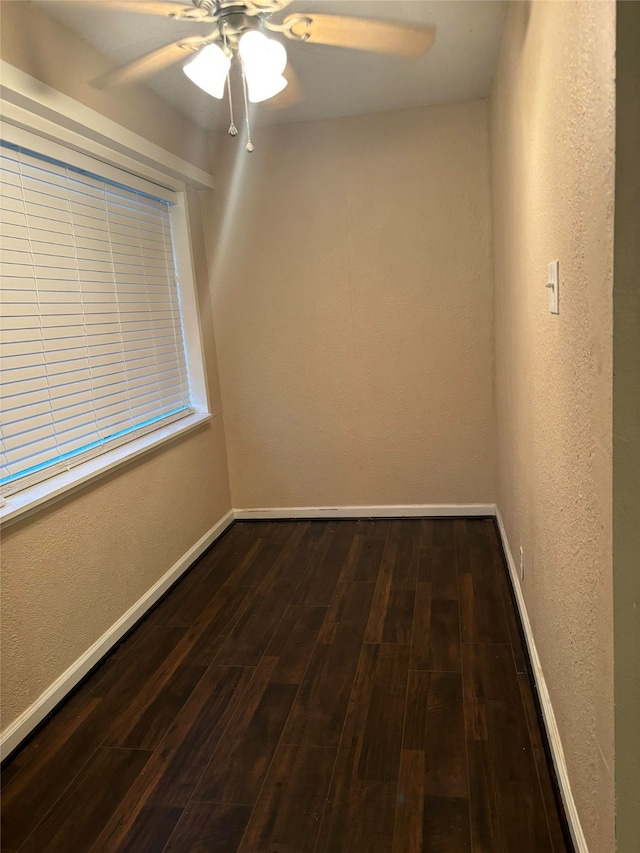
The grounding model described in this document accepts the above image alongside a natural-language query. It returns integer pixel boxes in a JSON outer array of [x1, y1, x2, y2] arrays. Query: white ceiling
[[39, 0, 506, 131]]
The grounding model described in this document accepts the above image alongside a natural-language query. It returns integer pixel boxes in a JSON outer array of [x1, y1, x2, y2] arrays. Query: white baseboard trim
[[234, 503, 497, 520], [0, 509, 235, 761], [495, 508, 588, 853]]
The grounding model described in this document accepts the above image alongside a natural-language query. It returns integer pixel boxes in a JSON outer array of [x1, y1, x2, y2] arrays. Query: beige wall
[[206, 101, 495, 509], [613, 3, 640, 850], [490, 2, 616, 850], [0, 8, 232, 731]]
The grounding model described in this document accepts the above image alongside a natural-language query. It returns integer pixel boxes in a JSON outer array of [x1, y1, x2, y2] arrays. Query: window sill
[[0, 411, 213, 527]]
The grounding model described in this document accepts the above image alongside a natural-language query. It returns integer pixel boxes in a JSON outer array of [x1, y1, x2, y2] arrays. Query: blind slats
[[0, 141, 193, 494]]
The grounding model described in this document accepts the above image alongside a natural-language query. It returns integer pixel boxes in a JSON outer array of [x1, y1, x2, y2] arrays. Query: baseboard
[[234, 503, 497, 520], [0, 509, 235, 761], [495, 508, 588, 853]]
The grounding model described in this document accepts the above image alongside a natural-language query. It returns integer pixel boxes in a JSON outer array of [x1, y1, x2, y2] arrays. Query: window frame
[[0, 77, 214, 526]]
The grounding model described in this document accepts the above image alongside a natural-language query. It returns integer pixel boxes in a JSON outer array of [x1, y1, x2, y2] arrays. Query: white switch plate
[[548, 261, 559, 314]]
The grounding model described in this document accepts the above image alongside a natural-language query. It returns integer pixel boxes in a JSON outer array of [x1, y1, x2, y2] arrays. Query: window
[[0, 139, 206, 506]]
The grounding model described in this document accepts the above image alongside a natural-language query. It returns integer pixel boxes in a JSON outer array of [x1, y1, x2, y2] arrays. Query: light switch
[[547, 261, 559, 314]]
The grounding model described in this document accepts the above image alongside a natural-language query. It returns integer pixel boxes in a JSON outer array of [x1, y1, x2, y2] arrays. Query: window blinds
[[0, 142, 192, 496]]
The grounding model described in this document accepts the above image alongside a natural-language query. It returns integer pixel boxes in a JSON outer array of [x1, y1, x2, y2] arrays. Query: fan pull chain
[[240, 60, 254, 153], [226, 71, 238, 137], [223, 27, 237, 137]]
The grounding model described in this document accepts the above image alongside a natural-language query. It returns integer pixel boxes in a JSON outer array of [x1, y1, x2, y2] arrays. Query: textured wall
[[206, 101, 495, 509], [0, 11, 232, 731], [613, 3, 640, 850], [490, 2, 616, 850]]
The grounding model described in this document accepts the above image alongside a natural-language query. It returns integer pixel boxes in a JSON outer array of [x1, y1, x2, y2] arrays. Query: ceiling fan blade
[[92, 36, 207, 88], [284, 13, 435, 57], [264, 63, 303, 110], [251, 0, 296, 10], [55, 2, 212, 20]]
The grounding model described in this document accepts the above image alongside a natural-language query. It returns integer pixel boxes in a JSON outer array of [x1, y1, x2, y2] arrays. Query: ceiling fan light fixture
[[238, 30, 288, 102], [239, 31, 287, 75], [245, 71, 288, 103], [183, 43, 230, 99]]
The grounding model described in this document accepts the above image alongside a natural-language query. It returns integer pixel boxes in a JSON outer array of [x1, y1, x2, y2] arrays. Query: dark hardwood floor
[[1, 519, 570, 852]]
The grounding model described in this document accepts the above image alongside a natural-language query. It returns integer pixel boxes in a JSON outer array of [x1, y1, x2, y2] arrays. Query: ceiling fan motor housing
[[218, 9, 255, 45]]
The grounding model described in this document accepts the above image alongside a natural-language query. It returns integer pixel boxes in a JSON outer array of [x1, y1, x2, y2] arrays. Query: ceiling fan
[[59, 0, 436, 148]]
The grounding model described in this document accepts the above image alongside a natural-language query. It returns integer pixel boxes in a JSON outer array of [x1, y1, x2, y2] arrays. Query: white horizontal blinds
[[0, 142, 192, 495]]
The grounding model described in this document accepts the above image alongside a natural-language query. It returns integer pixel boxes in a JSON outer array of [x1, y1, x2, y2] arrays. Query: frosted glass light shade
[[245, 73, 287, 103], [239, 31, 287, 76], [183, 44, 230, 99], [239, 31, 288, 103]]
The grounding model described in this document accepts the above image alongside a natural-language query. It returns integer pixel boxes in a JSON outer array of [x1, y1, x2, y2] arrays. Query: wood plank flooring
[[1, 519, 570, 852]]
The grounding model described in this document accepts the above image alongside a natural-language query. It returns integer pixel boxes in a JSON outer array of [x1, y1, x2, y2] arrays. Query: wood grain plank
[[214, 523, 326, 666], [317, 780, 398, 853], [430, 547, 459, 600], [423, 795, 472, 853], [143, 522, 248, 628], [279, 643, 354, 749], [164, 802, 252, 853], [318, 580, 376, 646], [340, 519, 390, 583], [114, 805, 183, 853], [180, 583, 259, 666], [98, 626, 210, 747], [80, 624, 188, 706], [382, 587, 416, 644], [392, 749, 424, 853], [455, 520, 509, 644], [467, 736, 503, 852], [292, 521, 359, 606], [0, 685, 99, 781], [458, 571, 477, 644], [217, 539, 266, 588], [429, 599, 462, 671], [410, 580, 432, 670], [402, 670, 468, 798], [481, 645, 553, 852], [391, 519, 421, 590], [282, 583, 374, 747], [82, 656, 120, 697], [461, 643, 488, 741], [327, 643, 409, 838], [365, 520, 419, 643], [518, 674, 569, 852], [144, 665, 256, 807], [0, 697, 103, 850], [433, 518, 456, 549], [224, 522, 302, 588], [4, 624, 183, 848], [192, 658, 297, 805], [238, 744, 336, 853], [212, 584, 295, 667], [19, 747, 151, 853], [265, 604, 328, 684], [111, 664, 206, 750], [365, 530, 399, 643], [92, 665, 255, 850], [356, 644, 410, 783], [532, 746, 571, 853]]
